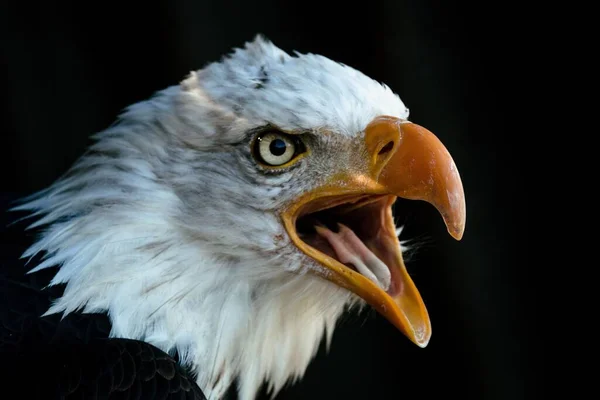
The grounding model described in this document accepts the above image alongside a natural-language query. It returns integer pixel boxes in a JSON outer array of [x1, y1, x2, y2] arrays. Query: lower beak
[[282, 116, 466, 347]]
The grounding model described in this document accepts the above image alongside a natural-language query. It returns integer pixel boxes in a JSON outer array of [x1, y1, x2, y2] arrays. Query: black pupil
[[269, 138, 287, 156]]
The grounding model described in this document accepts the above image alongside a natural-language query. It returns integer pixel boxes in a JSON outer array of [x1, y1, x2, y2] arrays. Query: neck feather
[[15, 147, 357, 400]]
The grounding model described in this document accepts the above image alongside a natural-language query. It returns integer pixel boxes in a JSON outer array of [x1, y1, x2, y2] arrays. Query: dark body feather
[[0, 195, 206, 399]]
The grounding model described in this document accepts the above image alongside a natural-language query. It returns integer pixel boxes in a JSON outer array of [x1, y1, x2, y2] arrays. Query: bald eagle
[[1, 35, 465, 399]]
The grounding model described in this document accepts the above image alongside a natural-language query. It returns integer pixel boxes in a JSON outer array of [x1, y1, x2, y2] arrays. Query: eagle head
[[16, 35, 466, 399]]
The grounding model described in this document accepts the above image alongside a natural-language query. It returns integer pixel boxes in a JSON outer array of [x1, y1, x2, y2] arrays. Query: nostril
[[378, 141, 394, 156]]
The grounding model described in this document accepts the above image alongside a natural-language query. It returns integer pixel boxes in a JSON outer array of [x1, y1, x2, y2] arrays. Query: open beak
[[281, 116, 466, 347]]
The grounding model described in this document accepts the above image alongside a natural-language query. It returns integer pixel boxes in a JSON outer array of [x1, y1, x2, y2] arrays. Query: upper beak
[[367, 116, 465, 240], [282, 116, 466, 347]]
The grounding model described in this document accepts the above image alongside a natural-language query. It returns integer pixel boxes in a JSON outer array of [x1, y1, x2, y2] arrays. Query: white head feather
[[15, 35, 410, 399]]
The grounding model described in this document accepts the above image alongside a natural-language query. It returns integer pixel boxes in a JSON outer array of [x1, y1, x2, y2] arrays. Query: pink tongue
[[315, 223, 391, 291]]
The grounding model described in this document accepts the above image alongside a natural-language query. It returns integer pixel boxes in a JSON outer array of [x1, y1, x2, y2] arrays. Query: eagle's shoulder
[[1, 195, 206, 399]]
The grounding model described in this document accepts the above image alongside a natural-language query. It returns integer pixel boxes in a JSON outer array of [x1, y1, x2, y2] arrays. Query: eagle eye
[[253, 131, 306, 167]]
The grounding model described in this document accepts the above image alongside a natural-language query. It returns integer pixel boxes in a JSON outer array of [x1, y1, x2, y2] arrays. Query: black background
[[1, 1, 532, 399]]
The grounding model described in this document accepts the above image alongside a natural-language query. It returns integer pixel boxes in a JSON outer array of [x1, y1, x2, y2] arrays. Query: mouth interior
[[296, 195, 402, 296]]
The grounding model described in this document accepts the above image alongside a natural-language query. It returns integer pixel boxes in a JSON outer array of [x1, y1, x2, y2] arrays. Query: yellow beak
[[281, 116, 466, 347]]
